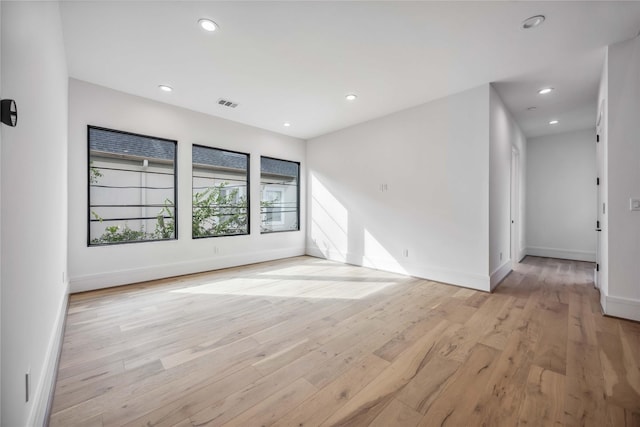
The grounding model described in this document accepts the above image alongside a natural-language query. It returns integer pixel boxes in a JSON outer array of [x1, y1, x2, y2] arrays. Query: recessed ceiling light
[[538, 87, 554, 95], [158, 85, 173, 92], [527, 106, 537, 111], [522, 15, 545, 30], [283, 122, 291, 127], [198, 18, 218, 32], [549, 120, 559, 125], [345, 94, 358, 101]]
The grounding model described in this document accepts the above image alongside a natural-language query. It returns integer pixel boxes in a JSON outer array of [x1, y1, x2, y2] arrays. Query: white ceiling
[[59, 1, 640, 140]]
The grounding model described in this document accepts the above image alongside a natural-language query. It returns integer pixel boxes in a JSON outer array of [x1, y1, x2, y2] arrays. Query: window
[[263, 188, 284, 224], [260, 156, 299, 233], [192, 145, 249, 237], [88, 126, 177, 245]]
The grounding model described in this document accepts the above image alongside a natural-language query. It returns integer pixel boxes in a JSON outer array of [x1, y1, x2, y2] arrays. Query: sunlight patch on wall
[[363, 229, 408, 275], [310, 174, 349, 261]]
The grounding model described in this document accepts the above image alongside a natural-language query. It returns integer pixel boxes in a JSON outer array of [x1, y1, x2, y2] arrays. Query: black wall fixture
[[1, 99, 18, 127]]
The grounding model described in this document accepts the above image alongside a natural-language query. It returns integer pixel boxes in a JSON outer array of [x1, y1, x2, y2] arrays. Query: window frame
[[87, 125, 178, 247], [192, 144, 251, 239], [260, 156, 300, 234]]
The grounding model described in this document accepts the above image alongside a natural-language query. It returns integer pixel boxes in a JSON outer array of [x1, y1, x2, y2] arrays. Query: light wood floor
[[50, 256, 640, 427]]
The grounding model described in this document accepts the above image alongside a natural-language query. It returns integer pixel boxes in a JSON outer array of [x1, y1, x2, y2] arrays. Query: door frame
[[595, 99, 605, 289], [510, 146, 520, 266]]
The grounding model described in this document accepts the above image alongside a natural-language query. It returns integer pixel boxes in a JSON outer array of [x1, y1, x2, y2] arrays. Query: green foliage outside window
[[91, 182, 252, 244], [192, 182, 247, 237]]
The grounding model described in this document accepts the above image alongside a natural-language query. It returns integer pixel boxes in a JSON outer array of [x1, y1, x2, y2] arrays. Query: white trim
[[526, 246, 596, 262], [411, 263, 490, 292], [510, 147, 520, 270], [305, 245, 349, 264], [27, 282, 69, 427], [604, 295, 640, 322], [70, 247, 305, 293], [306, 246, 491, 292], [490, 260, 512, 291]]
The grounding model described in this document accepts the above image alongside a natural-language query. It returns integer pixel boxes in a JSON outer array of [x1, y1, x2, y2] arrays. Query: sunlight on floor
[[171, 264, 401, 300]]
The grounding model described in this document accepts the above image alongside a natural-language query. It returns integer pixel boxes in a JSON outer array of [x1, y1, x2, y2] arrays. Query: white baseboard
[[70, 247, 306, 293], [603, 295, 640, 322], [490, 261, 512, 291], [305, 245, 327, 260], [28, 281, 69, 427], [306, 246, 491, 292], [526, 246, 596, 262]]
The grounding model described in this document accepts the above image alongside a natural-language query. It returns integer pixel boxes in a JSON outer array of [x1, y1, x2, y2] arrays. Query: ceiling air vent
[[217, 98, 238, 108]]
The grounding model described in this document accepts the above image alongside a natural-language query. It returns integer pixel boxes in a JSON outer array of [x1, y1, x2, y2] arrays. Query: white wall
[[489, 85, 527, 288], [1, 2, 69, 425], [68, 79, 306, 292], [602, 35, 640, 321], [307, 85, 492, 290], [0, 1, 3, 419], [525, 129, 597, 262]]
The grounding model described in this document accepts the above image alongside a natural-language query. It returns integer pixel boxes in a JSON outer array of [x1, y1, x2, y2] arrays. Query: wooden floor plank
[[49, 256, 640, 426], [369, 398, 423, 427], [465, 330, 535, 426], [517, 365, 566, 427], [120, 365, 262, 427], [220, 377, 317, 427], [187, 350, 327, 426], [395, 354, 460, 415], [598, 330, 640, 411], [418, 343, 501, 426], [564, 340, 608, 427], [318, 319, 452, 426], [273, 353, 389, 427], [532, 300, 569, 375]]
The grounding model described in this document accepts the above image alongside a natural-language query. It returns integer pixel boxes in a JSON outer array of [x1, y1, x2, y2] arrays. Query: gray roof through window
[[192, 145, 247, 170], [89, 127, 175, 161], [89, 127, 298, 178], [261, 157, 298, 178]]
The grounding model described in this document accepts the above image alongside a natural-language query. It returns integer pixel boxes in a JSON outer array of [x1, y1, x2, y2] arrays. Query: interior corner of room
[[1, 1, 640, 425]]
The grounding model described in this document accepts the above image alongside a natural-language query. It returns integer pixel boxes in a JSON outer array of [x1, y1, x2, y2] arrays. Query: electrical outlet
[[402, 249, 409, 257], [500, 252, 503, 261], [214, 246, 220, 254]]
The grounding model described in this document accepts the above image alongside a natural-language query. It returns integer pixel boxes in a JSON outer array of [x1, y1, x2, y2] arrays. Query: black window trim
[[260, 155, 301, 234], [87, 125, 179, 247], [192, 144, 251, 239]]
